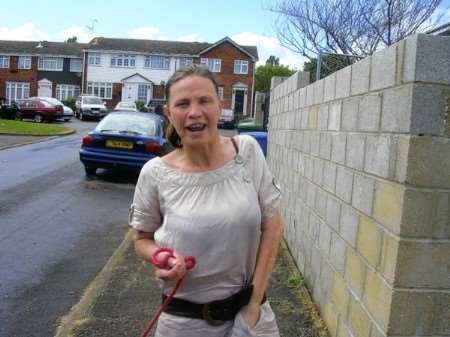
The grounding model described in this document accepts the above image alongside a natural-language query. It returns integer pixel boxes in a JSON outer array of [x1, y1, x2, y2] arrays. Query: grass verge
[[0, 119, 74, 136]]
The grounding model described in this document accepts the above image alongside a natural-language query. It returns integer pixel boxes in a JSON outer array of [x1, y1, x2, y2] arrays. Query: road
[[0, 120, 237, 337]]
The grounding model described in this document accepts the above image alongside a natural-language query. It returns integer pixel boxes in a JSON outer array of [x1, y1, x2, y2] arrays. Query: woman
[[129, 65, 283, 337]]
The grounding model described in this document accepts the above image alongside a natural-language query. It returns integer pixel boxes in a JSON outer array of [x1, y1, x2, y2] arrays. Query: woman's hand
[[240, 302, 260, 329], [154, 251, 187, 281]]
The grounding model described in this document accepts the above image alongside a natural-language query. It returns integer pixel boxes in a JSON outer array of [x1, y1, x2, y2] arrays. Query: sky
[[2, 0, 450, 71]]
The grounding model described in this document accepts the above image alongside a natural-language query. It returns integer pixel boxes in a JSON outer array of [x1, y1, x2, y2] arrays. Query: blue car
[[79, 110, 171, 175]]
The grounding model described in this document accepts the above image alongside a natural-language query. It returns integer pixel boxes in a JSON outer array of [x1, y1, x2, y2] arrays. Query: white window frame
[[86, 82, 113, 99], [200, 58, 221, 72], [110, 54, 136, 68], [88, 53, 101, 66], [137, 84, 150, 103], [144, 55, 170, 70], [234, 60, 249, 74], [179, 57, 193, 69], [38, 57, 63, 71], [6, 82, 30, 104], [70, 58, 82, 72], [0, 55, 10, 68], [218, 86, 224, 100], [56, 84, 80, 101], [18, 56, 31, 69]]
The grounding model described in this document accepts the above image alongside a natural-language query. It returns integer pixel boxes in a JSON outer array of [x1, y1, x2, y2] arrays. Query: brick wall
[[0, 56, 38, 98], [196, 41, 255, 116], [267, 34, 450, 337]]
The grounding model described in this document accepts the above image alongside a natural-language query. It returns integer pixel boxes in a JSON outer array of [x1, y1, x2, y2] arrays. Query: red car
[[18, 98, 64, 123]]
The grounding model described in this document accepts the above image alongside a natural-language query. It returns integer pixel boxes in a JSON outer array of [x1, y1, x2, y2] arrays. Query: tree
[[255, 59, 295, 92], [266, 55, 280, 66], [304, 53, 361, 82], [65, 36, 78, 43], [270, 0, 443, 60]]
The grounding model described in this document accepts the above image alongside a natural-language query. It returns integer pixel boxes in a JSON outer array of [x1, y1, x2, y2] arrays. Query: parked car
[[18, 98, 63, 123], [75, 95, 108, 121], [0, 97, 19, 119], [35, 97, 73, 122], [236, 117, 265, 132], [114, 101, 138, 112], [218, 108, 236, 129], [79, 110, 172, 175]]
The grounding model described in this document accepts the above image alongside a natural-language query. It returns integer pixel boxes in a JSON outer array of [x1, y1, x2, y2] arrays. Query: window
[[6, 82, 30, 104], [234, 60, 248, 74], [179, 57, 193, 69], [138, 84, 150, 103], [88, 53, 101, 66], [18, 56, 31, 69], [86, 82, 113, 99], [0, 55, 10, 68], [110, 54, 136, 67], [38, 57, 63, 71], [200, 58, 221, 72], [218, 86, 224, 100], [70, 58, 82, 72], [144, 56, 170, 69], [56, 84, 80, 101]]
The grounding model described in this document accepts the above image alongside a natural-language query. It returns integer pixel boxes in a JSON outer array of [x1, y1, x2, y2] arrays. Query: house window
[[0, 55, 10, 68], [38, 57, 63, 71], [86, 82, 112, 99], [6, 82, 30, 104], [145, 56, 170, 69], [234, 60, 248, 74], [88, 53, 101, 66], [179, 57, 193, 69], [70, 59, 82, 72], [18, 56, 31, 69], [110, 54, 136, 67], [56, 84, 80, 101], [218, 86, 224, 100], [138, 84, 150, 103], [200, 58, 221, 72]]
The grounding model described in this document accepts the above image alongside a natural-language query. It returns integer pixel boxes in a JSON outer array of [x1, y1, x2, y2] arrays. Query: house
[[0, 40, 84, 103], [83, 36, 258, 116]]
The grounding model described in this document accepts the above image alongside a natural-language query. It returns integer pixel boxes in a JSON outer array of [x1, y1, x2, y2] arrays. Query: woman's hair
[[164, 64, 219, 148]]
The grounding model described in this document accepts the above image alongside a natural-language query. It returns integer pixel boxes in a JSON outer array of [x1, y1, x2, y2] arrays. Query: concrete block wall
[[267, 34, 450, 337]]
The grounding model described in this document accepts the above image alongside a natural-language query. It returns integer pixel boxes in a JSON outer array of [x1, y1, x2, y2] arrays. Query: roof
[[0, 40, 86, 57], [86, 37, 258, 60]]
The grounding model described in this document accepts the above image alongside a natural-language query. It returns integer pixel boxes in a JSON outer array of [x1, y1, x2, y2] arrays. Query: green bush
[[135, 100, 148, 112], [63, 97, 76, 111]]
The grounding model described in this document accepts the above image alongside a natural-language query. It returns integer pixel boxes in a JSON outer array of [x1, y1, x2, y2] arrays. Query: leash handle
[[150, 247, 196, 270]]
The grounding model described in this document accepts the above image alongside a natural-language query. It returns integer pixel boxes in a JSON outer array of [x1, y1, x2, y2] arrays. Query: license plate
[[105, 140, 133, 149]]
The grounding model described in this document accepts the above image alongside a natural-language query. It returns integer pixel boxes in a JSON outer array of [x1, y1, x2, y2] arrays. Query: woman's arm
[[242, 212, 284, 326], [134, 230, 187, 281]]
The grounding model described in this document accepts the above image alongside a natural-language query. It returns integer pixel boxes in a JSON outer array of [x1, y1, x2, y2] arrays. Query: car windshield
[[41, 98, 62, 105], [96, 114, 158, 136], [118, 102, 136, 108], [222, 109, 233, 117], [83, 97, 103, 104]]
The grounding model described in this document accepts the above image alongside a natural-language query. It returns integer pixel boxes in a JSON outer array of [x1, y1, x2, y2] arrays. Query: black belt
[[162, 285, 266, 326]]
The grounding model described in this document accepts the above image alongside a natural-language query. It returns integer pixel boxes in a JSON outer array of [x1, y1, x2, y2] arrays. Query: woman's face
[[166, 75, 221, 147]]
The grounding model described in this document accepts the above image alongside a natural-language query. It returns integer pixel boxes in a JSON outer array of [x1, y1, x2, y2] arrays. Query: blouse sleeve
[[243, 135, 282, 223], [128, 163, 162, 232]]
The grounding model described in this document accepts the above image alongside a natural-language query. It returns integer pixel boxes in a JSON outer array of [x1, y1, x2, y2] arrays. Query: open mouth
[[185, 123, 206, 132]]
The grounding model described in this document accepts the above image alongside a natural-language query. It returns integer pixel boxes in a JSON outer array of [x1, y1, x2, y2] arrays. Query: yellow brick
[[357, 216, 382, 267], [323, 300, 339, 337], [373, 182, 404, 233], [345, 248, 367, 297], [379, 233, 399, 285], [348, 298, 372, 337], [363, 269, 393, 331], [330, 273, 350, 317], [308, 106, 319, 129]]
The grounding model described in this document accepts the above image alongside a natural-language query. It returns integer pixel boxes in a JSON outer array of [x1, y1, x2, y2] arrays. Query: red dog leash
[[139, 248, 196, 337]]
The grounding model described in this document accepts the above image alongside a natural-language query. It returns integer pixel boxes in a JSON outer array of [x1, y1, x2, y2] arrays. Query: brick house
[[0, 40, 84, 104], [83, 36, 258, 116]]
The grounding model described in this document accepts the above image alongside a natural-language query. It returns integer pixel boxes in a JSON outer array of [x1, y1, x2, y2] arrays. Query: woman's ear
[[164, 105, 173, 123]]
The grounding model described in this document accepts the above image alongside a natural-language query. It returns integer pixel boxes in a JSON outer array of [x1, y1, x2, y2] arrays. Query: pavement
[[1, 134, 327, 337]]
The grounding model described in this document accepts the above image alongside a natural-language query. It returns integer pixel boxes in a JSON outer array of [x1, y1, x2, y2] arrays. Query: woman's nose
[[187, 103, 202, 118]]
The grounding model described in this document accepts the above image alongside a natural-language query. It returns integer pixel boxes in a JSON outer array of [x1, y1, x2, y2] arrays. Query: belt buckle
[[202, 303, 226, 326]]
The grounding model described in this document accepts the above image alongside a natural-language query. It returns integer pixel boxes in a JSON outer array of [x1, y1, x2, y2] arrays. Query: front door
[[122, 83, 138, 102], [38, 80, 52, 97], [234, 89, 245, 114]]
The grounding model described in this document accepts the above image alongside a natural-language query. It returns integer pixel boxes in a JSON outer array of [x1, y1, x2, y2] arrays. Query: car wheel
[[34, 114, 44, 123], [84, 166, 97, 176], [80, 111, 85, 121]]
